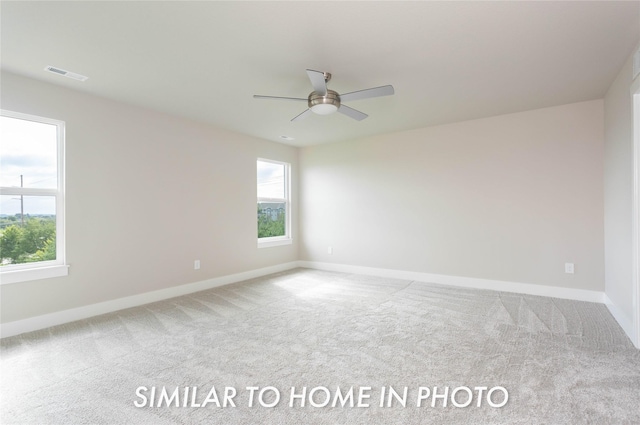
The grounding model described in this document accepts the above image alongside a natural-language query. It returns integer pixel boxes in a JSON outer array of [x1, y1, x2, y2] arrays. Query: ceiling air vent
[[44, 66, 88, 82]]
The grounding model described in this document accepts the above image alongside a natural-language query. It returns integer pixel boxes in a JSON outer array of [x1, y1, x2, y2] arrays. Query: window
[[257, 158, 291, 247], [0, 110, 67, 284]]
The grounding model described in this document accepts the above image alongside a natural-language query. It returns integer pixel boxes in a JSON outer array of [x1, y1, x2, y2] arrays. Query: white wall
[[300, 100, 605, 292], [604, 47, 638, 335], [0, 72, 298, 324], [1, 69, 625, 333]]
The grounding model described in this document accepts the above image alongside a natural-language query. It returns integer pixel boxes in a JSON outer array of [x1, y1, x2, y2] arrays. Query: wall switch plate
[[564, 263, 574, 274], [328, 246, 333, 255], [194, 260, 201, 270]]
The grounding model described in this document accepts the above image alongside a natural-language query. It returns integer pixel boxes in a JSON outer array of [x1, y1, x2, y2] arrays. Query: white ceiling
[[1, 1, 639, 147]]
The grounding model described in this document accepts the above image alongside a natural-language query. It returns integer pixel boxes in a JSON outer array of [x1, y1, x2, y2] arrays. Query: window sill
[[257, 238, 292, 249], [1, 265, 69, 285]]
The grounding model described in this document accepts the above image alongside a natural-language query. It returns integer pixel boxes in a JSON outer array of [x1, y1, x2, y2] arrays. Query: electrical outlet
[[194, 260, 201, 270], [328, 246, 333, 255], [564, 263, 574, 274]]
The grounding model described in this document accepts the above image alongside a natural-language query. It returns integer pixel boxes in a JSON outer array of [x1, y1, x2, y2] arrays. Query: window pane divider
[[0, 187, 59, 196], [258, 197, 287, 203]]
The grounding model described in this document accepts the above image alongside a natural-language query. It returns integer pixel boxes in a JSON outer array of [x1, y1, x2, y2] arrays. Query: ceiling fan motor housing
[[308, 89, 340, 114]]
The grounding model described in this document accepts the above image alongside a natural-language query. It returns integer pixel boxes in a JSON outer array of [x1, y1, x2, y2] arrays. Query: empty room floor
[[1, 268, 639, 424]]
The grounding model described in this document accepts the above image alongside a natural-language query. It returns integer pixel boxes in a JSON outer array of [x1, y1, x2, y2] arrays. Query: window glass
[[0, 195, 56, 265], [258, 201, 286, 238], [0, 116, 58, 189], [257, 160, 285, 199]]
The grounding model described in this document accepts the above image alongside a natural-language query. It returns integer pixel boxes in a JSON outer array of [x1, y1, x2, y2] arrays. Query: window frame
[[257, 158, 292, 248], [0, 109, 68, 284], [631, 75, 640, 348]]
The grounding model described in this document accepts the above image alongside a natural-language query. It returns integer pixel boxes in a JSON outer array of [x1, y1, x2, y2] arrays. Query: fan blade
[[291, 109, 313, 122], [306, 69, 327, 95], [253, 95, 307, 102], [337, 105, 368, 121], [339, 85, 394, 103]]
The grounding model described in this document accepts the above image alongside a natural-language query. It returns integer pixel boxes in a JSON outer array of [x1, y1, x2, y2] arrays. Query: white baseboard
[[604, 295, 639, 348], [0, 261, 299, 339], [0, 260, 615, 340], [298, 261, 605, 303]]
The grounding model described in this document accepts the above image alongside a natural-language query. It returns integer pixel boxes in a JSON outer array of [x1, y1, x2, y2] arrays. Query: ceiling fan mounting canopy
[[320, 71, 332, 84], [253, 69, 394, 122]]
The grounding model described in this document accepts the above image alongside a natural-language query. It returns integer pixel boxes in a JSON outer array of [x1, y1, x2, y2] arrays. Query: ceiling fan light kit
[[309, 89, 340, 115], [254, 69, 394, 122]]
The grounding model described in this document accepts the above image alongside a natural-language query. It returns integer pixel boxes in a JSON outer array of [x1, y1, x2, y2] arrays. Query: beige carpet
[[1, 268, 639, 424]]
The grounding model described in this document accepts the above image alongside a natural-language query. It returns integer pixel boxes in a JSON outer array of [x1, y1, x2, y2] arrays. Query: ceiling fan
[[253, 69, 394, 122]]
